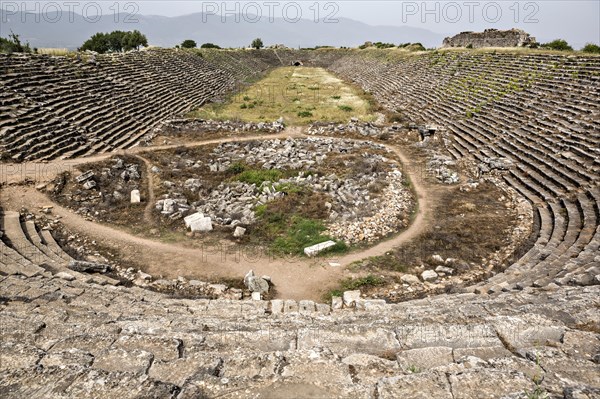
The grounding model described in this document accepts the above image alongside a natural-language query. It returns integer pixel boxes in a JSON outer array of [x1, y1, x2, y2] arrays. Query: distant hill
[[0, 9, 445, 49]]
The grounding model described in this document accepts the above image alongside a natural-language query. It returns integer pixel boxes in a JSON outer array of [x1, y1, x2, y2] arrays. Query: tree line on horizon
[[79, 30, 147, 53], [1, 30, 600, 54]]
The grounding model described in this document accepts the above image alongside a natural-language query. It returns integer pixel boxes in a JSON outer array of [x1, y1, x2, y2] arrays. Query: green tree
[[251, 38, 264, 49], [124, 30, 148, 51], [80, 30, 147, 53], [80, 32, 110, 53], [541, 39, 573, 51], [581, 43, 600, 53], [107, 31, 125, 52], [200, 43, 221, 49], [181, 39, 197, 49]]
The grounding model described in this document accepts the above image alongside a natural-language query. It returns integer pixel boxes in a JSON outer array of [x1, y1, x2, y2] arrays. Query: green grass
[[297, 111, 314, 118], [235, 169, 283, 185], [338, 105, 353, 112], [274, 182, 305, 194], [253, 196, 346, 257], [324, 274, 385, 300], [272, 217, 346, 256], [227, 161, 246, 174], [407, 365, 422, 374]]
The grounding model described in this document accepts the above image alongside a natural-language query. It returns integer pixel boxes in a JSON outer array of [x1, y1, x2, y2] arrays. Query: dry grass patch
[[189, 66, 376, 125]]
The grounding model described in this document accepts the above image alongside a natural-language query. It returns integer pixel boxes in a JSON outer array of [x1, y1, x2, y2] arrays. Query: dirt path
[[0, 127, 434, 300], [335, 144, 430, 265], [0, 130, 304, 185]]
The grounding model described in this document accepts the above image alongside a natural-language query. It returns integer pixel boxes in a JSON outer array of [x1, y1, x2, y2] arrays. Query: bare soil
[[0, 128, 523, 301]]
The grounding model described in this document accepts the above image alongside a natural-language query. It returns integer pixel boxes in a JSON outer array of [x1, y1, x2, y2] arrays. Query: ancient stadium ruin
[[1, 46, 599, 398]]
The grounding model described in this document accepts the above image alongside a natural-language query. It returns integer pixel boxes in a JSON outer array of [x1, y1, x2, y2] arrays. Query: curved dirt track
[[0, 128, 432, 300]]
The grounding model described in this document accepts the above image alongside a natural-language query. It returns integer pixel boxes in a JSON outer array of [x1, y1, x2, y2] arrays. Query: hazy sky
[[7, 1, 600, 47], [118, 1, 599, 45]]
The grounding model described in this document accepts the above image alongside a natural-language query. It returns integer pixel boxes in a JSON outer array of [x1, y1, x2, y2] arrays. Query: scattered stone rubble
[[327, 168, 413, 243], [57, 157, 144, 220], [426, 153, 460, 184], [478, 157, 514, 175], [144, 118, 285, 143], [308, 121, 403, 138], [154, 138, 414, 244], [244, 270, 271, 300]]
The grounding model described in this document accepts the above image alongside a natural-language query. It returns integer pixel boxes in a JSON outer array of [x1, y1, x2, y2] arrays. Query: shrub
[[200, 43, 221, 49], [374, 42, 396, 49], [227, 162, 246, 174], [338, 105, 353, 112], [297, 111, 313, 117], [0, 31, 33, 53], [582, 43, 600, 53], [541, 39, 573, 51], [181, 39, 197, 49], [251, 38, 264, 49], [406, 43, 426, 52]]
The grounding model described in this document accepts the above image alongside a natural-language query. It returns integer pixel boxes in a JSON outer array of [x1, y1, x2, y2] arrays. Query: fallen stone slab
[[130, 190, 141, 203], [184, 212, 213, 232], [75, 170, 94, 183], [184, 212, 204, 228], [304, 240, 336, 257], [55, 272, 75, 281], [82, 180, 96, 190], [68, 260, 110, 273]]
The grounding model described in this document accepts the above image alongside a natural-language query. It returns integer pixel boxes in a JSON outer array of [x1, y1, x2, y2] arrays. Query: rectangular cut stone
[[303, 240, 336, 257], [299, 300, 315, 314], [184, 212, 204, 228], [184, 212, 212, 232], [130, 190, 141, 203], [270, 299, 284, 314]]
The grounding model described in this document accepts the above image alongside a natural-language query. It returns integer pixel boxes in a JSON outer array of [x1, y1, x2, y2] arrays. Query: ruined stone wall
[[442, 28, 537, 48]]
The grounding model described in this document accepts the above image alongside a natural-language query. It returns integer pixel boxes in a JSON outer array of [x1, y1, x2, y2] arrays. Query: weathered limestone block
[[343, 290, 361, 307], [396, 346, 454, 371], [377, 372, 453, 399], [93, 348, 154, 375], [304, 240, 336, 257], [397, 323, 502, 349], [68, 260, 109, 273], [39, 349, 94, 368], [149, 353, 222, 386], [342, 353, 400, 386], [130, 189, 141, 203], [0, 342, 44, 371], [298, 326, 400, 357], [114, 335, 182, 362], [448, 369, 536, 399]]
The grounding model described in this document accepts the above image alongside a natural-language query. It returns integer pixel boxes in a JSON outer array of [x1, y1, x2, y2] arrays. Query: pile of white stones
[[327, 169, 413, 244], [153, 138, 413, 243]]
